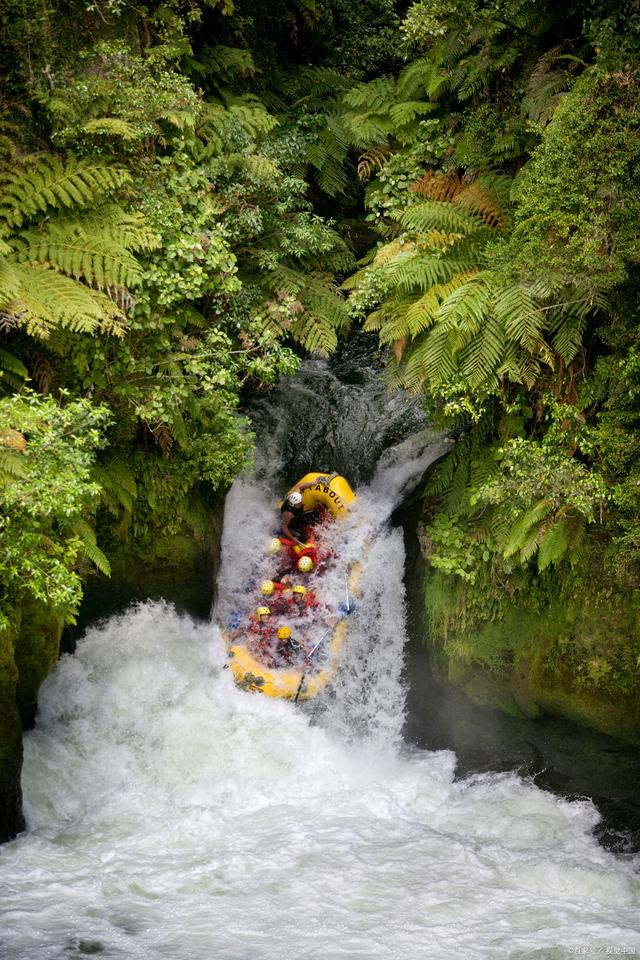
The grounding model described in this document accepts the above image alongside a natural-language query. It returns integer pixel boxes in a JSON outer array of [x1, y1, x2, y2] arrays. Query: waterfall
[[1, 348, 638, 960]]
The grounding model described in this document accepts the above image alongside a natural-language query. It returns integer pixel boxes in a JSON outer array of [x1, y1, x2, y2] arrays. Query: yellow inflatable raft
[[225, 472, 357, 701], [287, 471, 356, 517]]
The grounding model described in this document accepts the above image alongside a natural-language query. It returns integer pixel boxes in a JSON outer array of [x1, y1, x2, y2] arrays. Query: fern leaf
[[503, 499, 552, 559], [0, 449, 28, 482], [0, 157, 131, 231], [13, 230, 143, 289], [399, 200, 480, 235], [396, 58, 446, 101], [290, 313, 338, 355], [0, 348, 28, 385], [7, 263, 124, 338], [68, 518, 111, 576], [93, 457, 137, 513], [82, 118, 138, 140], [537, 517, 571, 570]]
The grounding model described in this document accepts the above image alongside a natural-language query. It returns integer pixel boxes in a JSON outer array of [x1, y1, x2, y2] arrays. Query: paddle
[[293, 628, 331, 704]]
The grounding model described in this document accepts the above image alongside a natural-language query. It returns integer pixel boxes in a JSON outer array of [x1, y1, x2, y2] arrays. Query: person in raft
[[280, 479, 325, 545]]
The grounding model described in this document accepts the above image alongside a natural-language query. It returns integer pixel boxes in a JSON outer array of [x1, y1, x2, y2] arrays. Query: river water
[[1, 345, 639, 959]]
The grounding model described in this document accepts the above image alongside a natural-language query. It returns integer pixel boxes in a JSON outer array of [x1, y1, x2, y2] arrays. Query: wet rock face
[[0, 754, 25, 843], [0, 598, 63, 841], [0, 615, 25, 841]]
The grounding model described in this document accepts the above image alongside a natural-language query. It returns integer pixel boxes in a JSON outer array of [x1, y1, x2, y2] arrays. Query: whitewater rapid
[[1, 602, 638, 960], [1, 352, 639, 958]]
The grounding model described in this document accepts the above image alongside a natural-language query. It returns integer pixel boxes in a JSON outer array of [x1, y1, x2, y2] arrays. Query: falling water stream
[[1, 341, 639, 959]]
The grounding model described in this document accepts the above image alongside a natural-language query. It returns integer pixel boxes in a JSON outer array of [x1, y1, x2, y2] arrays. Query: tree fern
[[350, 166, 601, 395], [67, 518, 111, 576], [3, 263, 124, 339], [537, 516, 571, 570], [0, 156, 156, 343], [13, 226, 144, 290], [503, 498, 553, 560], [92, 457, 137, 515], [0, 348, 28, 390], [0, 157, 131, 232]]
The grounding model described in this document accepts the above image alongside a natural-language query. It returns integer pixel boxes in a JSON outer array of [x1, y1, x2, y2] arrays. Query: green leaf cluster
[[0, 391, 111, 627]]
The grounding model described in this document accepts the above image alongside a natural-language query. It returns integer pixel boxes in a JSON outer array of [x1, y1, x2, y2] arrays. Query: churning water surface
[[1, 349, 639, 959]]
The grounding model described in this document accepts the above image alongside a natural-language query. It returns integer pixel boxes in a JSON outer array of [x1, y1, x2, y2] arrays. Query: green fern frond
[[503, 499, 552, 559], [290, 313, 338, 355], [389, 100, 435, 129], [93, 457, 137, 514], [343, 77, 396, 111], [400, 200, 480, 235], [492, 283, 543, 352], [396, 58, 448, 101], [517, 520, 546, 563], [0, 348, 28, 379], [382, 249, 462, 296], [0, 157, 130, 232], [537, 516, 570, 570], [409, 324, 458, 389], [0, 449, 28, 482], [226, 95, 279, 139], [307, 123, 349, 196], [0, 348, 29, 391], [13, 230, 144, 289], [0, 256, 20, 302], [404, 274, 475, 337], [73, 208, 159, 252], [68, 518, 111, 576], [548, 305, 588, 363], [201, 45, 255, 81], [82, 118, 138, 140], [459, 312, 505, 389], [6, 264, 124, 338]]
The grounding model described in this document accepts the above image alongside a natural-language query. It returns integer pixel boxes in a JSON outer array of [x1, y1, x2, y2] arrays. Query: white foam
[[0, 603, 638, 960]]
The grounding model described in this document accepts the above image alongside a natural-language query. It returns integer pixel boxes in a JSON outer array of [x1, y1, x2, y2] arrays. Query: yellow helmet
[[261, 579, 275, 596], [292, 585, 307, 597], [297, 556, 314, 573], [256, 606, 270, 619], [267, 537, 282, 555], [277, 626, 291, 640]]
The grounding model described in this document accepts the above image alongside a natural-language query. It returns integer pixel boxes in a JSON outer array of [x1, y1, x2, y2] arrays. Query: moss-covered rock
[[0, 612, 26, 841], [0, 598, 65, 840], [14, 599, 64, 728], [422, 565, 640, 747], [510, 647, 640, 745], [70, 498, 224, 632]]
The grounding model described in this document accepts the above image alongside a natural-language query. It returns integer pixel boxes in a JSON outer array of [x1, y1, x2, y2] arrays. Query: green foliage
[[47, 40, 204, 160], [477, 406, 608, 571], [0, 391, 111, 627], [0, 155, 155, 342], [347, 169, 592, 394], [509, 68, 640, 296]]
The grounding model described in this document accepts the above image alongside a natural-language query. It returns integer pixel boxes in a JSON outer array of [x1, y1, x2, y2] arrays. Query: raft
[[224, 472, 357, 701], [288, 471, 356, 517]]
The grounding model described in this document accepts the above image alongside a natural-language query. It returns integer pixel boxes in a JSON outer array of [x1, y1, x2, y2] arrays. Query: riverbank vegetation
[[342, 2, 639, 737], [0, 0, 639, 835]]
